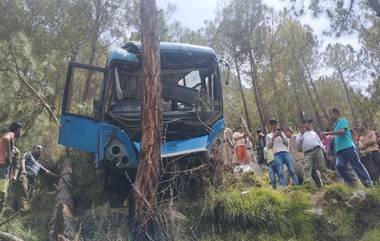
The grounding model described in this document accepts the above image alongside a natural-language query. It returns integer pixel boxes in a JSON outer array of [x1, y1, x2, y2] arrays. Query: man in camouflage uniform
[[9, 149, 27, 212], [0, 122, 22, 212]]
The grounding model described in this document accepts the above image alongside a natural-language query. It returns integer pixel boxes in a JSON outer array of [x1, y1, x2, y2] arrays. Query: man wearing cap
[[0, 122, 22, 211], [266, 118, 298, 186], [296, 119, 329, 187], [10, 145, 58, 212]]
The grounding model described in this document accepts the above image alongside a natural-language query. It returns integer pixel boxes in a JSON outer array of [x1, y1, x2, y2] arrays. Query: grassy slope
[[2, 163, 380, 241]]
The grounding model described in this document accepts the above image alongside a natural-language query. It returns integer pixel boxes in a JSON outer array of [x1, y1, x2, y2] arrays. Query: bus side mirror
[[93, 100, 101, 117], [219, 59, 230, 85]]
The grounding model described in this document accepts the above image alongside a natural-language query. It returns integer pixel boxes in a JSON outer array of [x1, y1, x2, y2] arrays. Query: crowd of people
[[0, 122, 58, 214], [0, 107, 378, 214], [226, 108, 380, 189]]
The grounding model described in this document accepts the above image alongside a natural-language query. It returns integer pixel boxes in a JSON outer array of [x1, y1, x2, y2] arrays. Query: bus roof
[[108, 42, 217, 66]]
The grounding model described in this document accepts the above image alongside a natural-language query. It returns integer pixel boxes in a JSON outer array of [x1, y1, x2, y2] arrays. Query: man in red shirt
[[0, 122, 22, 211]]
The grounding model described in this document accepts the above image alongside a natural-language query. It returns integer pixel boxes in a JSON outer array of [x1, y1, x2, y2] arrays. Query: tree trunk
[[302, 80, 324, 130], [248, 50, 267, 132], [131, 0, 163, 240], [82, 42, 97, 101], [269, 53, 284, 123], [338, 68, 358, 126], [288, 73, 304, 123], [305, 66, 331, 125], [233, 57, 252, 131], [0, 231, 24, 241], [83, 0, 105, 101], [49, 159, 80, 241]]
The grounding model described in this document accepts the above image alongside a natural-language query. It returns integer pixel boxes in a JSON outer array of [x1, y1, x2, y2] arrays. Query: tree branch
[[13, 68, 59, 126]]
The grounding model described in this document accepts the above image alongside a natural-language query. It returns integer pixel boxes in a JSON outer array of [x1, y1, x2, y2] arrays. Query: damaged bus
[[58, 42, 228, 196]]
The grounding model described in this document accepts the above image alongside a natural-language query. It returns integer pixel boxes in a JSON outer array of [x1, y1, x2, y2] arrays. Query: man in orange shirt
[[0, 122, 22, 211]]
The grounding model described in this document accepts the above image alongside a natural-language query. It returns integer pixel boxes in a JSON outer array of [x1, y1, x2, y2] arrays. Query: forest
[[0, 0, 379, 240]]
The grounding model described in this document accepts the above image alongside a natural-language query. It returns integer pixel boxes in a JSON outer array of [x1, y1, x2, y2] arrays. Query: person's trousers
[[294, 160, 304, 183], [275, 152, 299, 185], [304, 148, 330, 187], [236, 146, 248, 165], [361, 151, 380, 184], [268, 160, 284, 189], [9, 174, 29, 212], [293, 159, 321, 187], [336, 147, 372, 187]]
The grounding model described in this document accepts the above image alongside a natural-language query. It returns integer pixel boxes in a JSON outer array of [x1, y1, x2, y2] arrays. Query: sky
[[156, 0, 361, 50]]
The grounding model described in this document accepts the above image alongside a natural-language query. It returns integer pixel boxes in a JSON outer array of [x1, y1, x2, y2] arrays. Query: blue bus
[[58, 42, 227, 179]]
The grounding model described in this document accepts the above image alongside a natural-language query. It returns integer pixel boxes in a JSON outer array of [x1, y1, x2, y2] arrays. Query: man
[[266, 119, 298, 186], [245, 135, 255, 164], [24, 145, 59, 182], [264, 146, 279, 189], [233, 127, 248, 165], [0, 122, 22, 211], [358, 123, 380, 184], [321, 108, 372, 187], [296, 119, 330, 187], [285, 127, 305, 183], [223, 128, 234, 166], [256, 128, 266, 168], [286, 126, 322, 187], [10, 145, 58, 212], [326, 135, 337, 170]]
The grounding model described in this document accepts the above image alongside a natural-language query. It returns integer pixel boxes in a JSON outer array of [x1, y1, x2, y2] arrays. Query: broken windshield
[[108, 66, 221, 113]]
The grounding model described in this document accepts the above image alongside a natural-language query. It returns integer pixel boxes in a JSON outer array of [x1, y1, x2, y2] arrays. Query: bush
[[202, 186, 316, 240]]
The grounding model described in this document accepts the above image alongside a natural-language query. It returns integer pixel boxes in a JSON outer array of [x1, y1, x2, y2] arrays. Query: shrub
[[202, 186, 316, 240]]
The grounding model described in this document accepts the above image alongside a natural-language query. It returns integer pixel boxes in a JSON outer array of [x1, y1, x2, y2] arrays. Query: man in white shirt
[[296, 119, 329, 187], [266, 119, 299, 186]]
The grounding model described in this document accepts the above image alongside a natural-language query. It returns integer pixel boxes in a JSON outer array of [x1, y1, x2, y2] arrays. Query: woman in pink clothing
[[233, 127, 248, 165]]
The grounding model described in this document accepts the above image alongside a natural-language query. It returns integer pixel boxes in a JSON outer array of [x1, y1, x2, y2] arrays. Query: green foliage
[[202, 186, 316, 240], [324, 183, 355, 199], [361, 228, 380, 241], [197, 180, 380, 241]]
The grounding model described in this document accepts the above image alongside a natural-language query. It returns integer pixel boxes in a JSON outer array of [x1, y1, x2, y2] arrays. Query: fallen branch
[[10, 62, 59, 126], [49, 159, 80, 241], [0, 231, 24, 241], [16, 70, 59, 126]]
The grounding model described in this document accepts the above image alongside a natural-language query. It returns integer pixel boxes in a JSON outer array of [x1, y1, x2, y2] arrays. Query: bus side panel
[[59, 115, 100, 153]]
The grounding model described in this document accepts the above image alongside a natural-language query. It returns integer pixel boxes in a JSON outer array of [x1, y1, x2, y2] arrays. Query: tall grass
[[202, 186, 316, 240]]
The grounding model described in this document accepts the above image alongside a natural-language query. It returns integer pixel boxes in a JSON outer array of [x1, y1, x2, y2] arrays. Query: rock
[[306, 207, 323, 216], [233, 165, 254, 175], [349, 190, 366, 206]]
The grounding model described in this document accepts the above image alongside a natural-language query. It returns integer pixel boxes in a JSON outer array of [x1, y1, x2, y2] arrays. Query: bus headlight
[[106, 138, 130, 169]]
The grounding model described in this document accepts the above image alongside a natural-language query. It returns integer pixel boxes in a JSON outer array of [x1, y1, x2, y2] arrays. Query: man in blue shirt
[[321, 108, 372, 187], [23, 145, 59, 183], [10, 145, 58, 212]]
